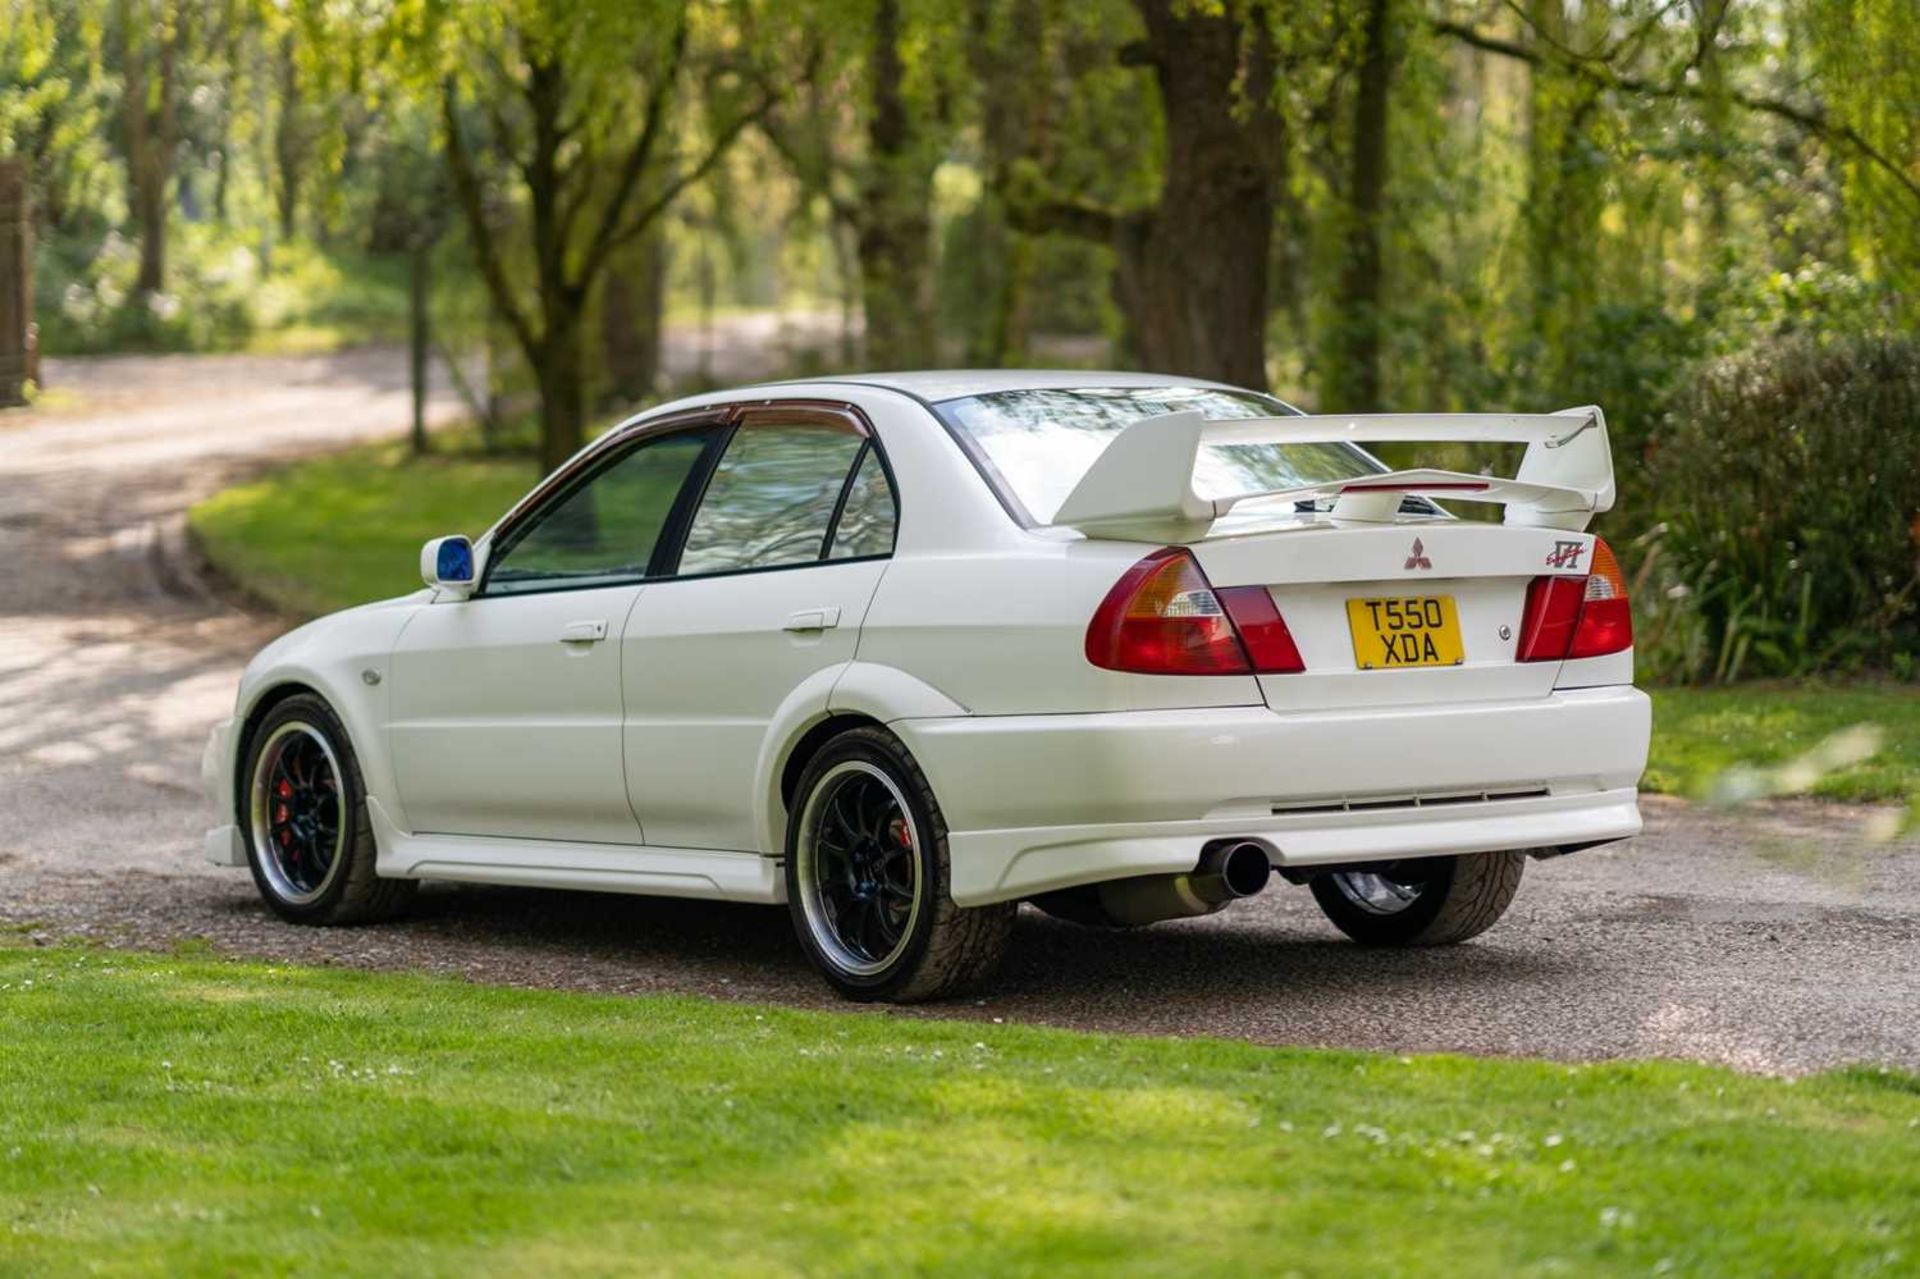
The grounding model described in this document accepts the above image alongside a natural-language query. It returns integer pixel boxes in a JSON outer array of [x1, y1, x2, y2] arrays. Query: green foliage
[[7, 0, 1915, 686], [1795, 0, 1920, 308], [3, 946, 1918, 1276], [0, 0, 115, 231], [1638, 333, 1920, 682], [35, 224, 414, 354]]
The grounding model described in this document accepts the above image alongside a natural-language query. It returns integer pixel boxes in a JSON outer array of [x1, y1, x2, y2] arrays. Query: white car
[[203, 372, 1650, 1001]]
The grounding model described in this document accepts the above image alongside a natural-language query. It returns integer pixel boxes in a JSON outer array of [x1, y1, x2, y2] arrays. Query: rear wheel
[[1308, 850, 1524, 946], [786, 727, 1013, 1002], [240, 693, 413, 925]]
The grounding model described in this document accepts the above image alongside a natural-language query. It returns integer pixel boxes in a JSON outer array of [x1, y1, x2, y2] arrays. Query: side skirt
[[368, 799, 785, 904]]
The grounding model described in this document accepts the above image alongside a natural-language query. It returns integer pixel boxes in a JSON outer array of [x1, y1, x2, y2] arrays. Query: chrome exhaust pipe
[[1196, 839, 1274, 901], [1094, 839, 1275, 926]]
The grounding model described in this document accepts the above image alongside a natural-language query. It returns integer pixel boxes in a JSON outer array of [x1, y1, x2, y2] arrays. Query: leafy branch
[[1433, 18, 1920, 212]]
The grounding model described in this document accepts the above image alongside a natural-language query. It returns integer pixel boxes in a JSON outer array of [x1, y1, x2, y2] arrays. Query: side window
[[486, 429, 712, 595], [829, 444, 897, 560], [678, 423, 865, 576]]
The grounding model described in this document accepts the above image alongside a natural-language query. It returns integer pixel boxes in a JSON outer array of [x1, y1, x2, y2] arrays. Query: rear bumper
[[893, 685, 1650, 906]]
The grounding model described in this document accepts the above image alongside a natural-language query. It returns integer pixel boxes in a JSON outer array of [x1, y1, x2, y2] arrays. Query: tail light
[[1516, 537, 1633, 663], [1086, 548, 1305, 675], [1216, 586, 1306, 673], [1568, 537, 1632, 658]]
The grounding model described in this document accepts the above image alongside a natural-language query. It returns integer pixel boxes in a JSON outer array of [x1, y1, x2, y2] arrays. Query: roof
[[760, 369, 1246, 404]]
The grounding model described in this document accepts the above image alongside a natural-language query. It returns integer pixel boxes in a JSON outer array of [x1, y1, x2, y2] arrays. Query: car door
[[622, 405, 899, 851], [387, 422, 722, 844]]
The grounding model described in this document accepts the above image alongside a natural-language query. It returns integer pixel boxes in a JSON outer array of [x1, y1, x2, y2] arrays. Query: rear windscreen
[[934, 386, 1393, 526]]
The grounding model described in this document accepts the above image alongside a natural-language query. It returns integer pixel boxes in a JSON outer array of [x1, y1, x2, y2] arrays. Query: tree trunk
[[1323, 0, 1394, 411], [536, 316, 587, 475], [1002, 2, 1287, 387], [275, 36, 303, 242], [1110, 0, 1282, 388], [1693, 0, 1733, 247], [966, 0, 1047, 367], [409, 240, 431, 455], [829, 216, 860, 366], [121, 0, 180, 296], [600, 231, 667, 404], [857, 0, 937, 370], [1522, 0, 1606, 390], [972, 221, 1033, 367], [0, 158, 31, 407], [210, 4, 238, 222], [132, 157, 168, 295]]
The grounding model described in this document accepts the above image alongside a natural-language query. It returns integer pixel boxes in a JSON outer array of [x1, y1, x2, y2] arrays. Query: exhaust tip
[[1202, 840, 1273, 898]]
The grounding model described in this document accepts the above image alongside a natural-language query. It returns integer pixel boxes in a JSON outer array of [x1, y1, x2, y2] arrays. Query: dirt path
[[2, 343, 1916, 1075]]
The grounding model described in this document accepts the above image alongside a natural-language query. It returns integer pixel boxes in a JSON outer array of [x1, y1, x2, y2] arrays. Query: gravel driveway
[[3, 346, 1916, 1075]]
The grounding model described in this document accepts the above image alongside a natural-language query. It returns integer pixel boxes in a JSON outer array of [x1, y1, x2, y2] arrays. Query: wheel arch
[[230, 672, 400, 832], [751, 660, 965, 857], [757, 710, 891, 859], [231, 681, 328, 818], [779, 713, 890, 813]]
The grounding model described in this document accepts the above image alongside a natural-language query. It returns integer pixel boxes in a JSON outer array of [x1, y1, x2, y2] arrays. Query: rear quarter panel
[[851, 390, 1263, 715]]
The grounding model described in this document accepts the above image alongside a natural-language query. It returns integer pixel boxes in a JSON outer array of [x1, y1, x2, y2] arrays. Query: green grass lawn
[[1, 947, 1915, 1277], [1646, 684, 1920, 804], [188, 440, 538, 617], [189, 441, 1920, 808]]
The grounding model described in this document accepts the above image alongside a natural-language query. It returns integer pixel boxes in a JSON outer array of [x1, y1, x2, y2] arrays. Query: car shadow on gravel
[[999, 910, 1576, 997], [176, 877, 1577, 1023]]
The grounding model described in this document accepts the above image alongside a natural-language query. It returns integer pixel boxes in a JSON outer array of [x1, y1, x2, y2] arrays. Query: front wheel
[[1308, 850, 1524, 946], [239, 693, 413, 925], [785, 727, 1013, 1002]]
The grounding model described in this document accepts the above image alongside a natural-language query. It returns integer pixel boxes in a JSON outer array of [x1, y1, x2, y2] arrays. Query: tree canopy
[[2, 0, 1911, 425]]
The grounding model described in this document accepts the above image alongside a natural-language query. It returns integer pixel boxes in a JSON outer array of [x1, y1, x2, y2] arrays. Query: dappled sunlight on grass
[[1646, 685, 1920, 808], [1706, 723, 1886, 805], [1, 949, 1916, 1275]]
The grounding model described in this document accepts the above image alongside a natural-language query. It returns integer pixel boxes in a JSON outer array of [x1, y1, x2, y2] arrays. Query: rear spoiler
[[1050, 407, 1614, 542]]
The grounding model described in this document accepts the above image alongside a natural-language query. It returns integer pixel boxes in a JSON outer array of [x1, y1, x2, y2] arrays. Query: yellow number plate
[[1347, 595, 1465, 670]]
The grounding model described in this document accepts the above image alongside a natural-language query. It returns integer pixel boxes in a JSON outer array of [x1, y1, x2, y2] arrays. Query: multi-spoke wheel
[[786, 727, 1013, 1001], [250, 722, 345, 905], [1308, 850, 1526, 946], [239, 693, 413, 925], [797, 761, 922, 975]]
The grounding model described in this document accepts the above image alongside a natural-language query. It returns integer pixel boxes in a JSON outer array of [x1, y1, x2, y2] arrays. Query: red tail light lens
[[1086, 549, 1253, 675], [1568, 537, 1633, 658], [1516, 577, 1584, 661], [1217, 586, 1307, 674], [1516, 537, 1633, 662]]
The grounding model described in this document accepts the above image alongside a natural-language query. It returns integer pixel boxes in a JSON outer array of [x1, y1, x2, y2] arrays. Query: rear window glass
[[933, 386, 1391, 526]]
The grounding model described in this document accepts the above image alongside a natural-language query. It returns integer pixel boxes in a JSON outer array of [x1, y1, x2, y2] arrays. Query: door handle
[[783, 607, 842, 633], [560, 619, 609, 644]]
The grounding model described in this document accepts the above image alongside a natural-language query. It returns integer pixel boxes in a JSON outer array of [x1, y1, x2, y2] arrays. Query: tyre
[[239, 693, 414, 925], [785, 727, 1014, 1002], [1308, 850, 1524, 946]]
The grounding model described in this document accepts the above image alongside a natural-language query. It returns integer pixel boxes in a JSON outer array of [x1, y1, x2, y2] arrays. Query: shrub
[[35, 224, 410, 356], [1638, 332, 1920, 682]]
